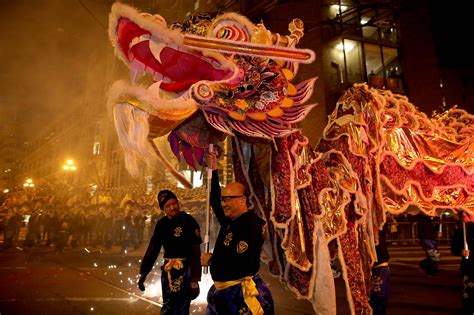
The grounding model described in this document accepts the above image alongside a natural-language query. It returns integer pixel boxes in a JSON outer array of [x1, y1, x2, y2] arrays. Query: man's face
[[163, 198, 180, 218], [221, 195, 245, 219], [220, 182, 246, 220]]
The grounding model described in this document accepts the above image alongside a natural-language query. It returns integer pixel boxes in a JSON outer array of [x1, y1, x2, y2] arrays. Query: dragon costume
[[107, 3, 474, 314]]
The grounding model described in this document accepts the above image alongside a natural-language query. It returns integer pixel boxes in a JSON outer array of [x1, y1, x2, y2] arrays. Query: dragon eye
[[246, 85, 254, 91]]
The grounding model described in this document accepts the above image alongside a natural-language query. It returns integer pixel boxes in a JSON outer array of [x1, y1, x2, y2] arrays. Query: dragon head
[[108, 3, 317, 183]]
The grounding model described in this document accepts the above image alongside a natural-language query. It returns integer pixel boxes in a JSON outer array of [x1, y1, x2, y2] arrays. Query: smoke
[[0, 0, 205, 145], [0, 0, 110, 143]]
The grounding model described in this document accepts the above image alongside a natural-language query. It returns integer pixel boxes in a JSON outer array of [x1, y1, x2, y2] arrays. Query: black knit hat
[[157, 190, 178, 209]]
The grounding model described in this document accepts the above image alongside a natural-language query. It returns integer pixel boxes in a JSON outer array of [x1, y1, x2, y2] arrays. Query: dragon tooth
[[129, 59, 145, 85], [129, 34, 151, 50], [161, 76, 172, 83], [152, 72, 164, 82], [130, 68, 139, 84], [149, 37, 167, 64]]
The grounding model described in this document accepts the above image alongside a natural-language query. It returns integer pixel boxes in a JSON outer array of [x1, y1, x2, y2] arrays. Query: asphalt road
[[0, 243, 463, 315], [0, 247, 164, 315]]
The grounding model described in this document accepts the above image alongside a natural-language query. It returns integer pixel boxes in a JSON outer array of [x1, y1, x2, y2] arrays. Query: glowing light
[[142, 280, 163, 303], [335, 41, 354, 52], [23, 179, 35, 188], [3, 189, 8, 193], [330, 4, 348, 12], [360, 17, 370, 25], [90, 307, 94, 311], [93, 263, 98, 267], [63, 159, 77, 172], [141, 273, 215, 308]]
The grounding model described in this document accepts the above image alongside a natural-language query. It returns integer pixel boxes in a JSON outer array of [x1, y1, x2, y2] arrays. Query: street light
[[63, 159, 77, 171], [23, 178, 35, 188], [63, 159, 78, 186]]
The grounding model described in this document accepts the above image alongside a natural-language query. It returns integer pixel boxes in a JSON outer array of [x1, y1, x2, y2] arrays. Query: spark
[[141, 273, 214, 307]]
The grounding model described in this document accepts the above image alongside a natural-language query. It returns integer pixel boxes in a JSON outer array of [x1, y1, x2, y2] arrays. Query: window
[[364, 43, 403, 92], [365, 43, 384, 88], [327, 38, 364, 86]]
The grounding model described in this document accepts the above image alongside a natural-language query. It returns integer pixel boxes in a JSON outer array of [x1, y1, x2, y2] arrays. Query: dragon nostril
[[227, 91, 233, 97], [246, 85, 254, 91], [239, 86, 245, 93]]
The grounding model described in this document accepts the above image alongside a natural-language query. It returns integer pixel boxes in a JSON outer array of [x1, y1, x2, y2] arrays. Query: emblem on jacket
[[237, 241, 248, 253], [174, 227, 183, 237], [224, 232, 233, 246]]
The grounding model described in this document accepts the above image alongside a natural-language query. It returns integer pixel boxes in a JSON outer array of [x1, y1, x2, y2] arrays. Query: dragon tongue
[[160, 80, 199, 92]]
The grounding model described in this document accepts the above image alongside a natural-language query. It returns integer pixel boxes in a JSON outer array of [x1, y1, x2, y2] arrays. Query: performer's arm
[[189, 217, 202, 281], [140, 222, 163, 276], [190, 243, 202, 281], [210, 170, 227, 226]]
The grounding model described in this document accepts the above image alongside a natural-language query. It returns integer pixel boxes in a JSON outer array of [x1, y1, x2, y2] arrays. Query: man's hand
[[189, 281, 200, 300], [201, 252, 213, 267], [138, 274, 147, 291], [205, 151, 218, 171], [462, 249, 470, 258]]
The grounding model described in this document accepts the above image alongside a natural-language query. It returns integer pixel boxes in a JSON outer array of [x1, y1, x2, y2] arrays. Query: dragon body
[[107, 3, 474, 314]]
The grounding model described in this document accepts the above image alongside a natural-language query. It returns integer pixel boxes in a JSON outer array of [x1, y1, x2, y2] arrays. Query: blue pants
[[206, 275, 274, 315], [161, 263, 191, 315], [369, 266, 390, 315]]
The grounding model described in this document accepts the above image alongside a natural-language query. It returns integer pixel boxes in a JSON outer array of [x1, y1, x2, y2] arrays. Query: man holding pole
[[201, 152, 274, 315]]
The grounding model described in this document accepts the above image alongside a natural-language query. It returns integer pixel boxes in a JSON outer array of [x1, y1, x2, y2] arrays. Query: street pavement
[[0, 241, 463, 314], [387, 244, 462, 315]]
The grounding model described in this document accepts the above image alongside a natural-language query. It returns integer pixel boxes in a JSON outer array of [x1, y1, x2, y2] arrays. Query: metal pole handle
[[463, 221, 469, 260], [203, 144, 213, 273]]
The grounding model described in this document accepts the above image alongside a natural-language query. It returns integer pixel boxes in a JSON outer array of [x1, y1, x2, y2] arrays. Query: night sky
[[429, 2, 474, 69]]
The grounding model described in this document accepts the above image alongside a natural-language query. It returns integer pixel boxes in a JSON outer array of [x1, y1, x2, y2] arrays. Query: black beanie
[[157, 190, 178, 209]]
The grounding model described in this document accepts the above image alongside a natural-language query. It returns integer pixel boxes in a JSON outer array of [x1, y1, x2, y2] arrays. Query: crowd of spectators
[[0, 185, 207, 253]]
